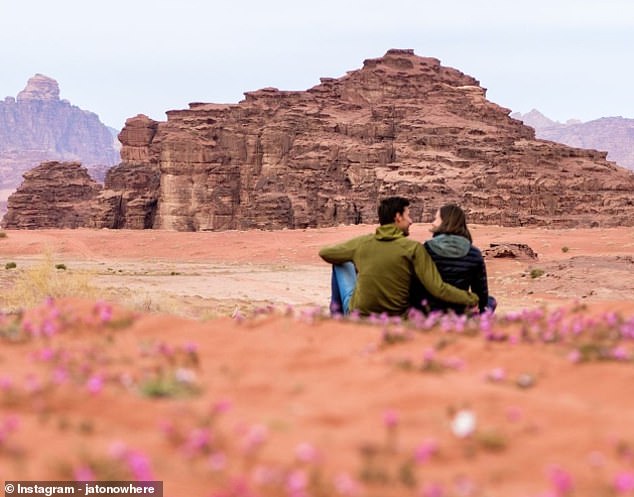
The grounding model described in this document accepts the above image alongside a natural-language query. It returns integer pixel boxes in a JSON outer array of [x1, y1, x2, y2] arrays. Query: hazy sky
[[1, 0, 632, 129]]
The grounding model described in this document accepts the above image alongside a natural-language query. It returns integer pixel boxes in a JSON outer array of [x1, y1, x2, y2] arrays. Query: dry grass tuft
[[0, 252, 95, 310]]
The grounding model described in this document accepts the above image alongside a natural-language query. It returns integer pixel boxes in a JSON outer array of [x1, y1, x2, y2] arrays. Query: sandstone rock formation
[[0, 74, 120, 204], [512, 110, 634, 171], [1, 161, 101, 229], [5, 50, 634, 230], [142, 49, 634, 230], [88, 115, 160, 229]]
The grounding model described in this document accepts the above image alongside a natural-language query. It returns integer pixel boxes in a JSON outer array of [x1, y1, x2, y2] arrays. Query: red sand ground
[[1, 226, 634, 497]]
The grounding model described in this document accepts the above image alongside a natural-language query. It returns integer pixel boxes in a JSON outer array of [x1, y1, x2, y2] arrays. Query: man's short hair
[[378, 196, 410, 225]]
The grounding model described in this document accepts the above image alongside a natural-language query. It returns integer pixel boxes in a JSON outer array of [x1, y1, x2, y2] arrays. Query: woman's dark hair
[[432, 204, 472, 242], [378, 197, 410, 225]]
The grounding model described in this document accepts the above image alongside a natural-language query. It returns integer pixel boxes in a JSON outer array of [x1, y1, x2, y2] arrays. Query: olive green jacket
[[319, 224, 479, 315]]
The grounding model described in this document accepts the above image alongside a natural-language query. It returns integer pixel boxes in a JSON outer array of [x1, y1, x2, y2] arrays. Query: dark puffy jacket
[[410, 233, 489, 314]]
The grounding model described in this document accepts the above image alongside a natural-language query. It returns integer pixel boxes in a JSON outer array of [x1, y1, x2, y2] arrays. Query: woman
[[411, 204, 496, 314]]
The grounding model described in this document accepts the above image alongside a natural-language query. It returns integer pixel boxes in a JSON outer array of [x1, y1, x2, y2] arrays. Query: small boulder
[[483, 243, 538, 260]]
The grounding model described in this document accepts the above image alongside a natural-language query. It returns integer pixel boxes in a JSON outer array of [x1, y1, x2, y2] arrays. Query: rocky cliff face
[[5, 50, 634, 230], [88, 115, 160, 229], [143, 49, 634, 229], [0, 74, 120, 200], [512, 110, 634, 171], [90, 119, 160, 229], [1, 161, 102, 229]]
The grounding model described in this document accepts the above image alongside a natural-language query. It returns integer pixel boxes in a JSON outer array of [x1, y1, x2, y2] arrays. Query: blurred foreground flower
[[548, 465, 573, 496], [486, 367, 506, 382], [451, 409, 476, 438], [414, 438, 438, 464], [295, 442, 319, 464], [614, 471, 634, 493]]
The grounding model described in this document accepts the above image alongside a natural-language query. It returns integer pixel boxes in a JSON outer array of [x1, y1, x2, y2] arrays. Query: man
[[319, 196, 479, 316]]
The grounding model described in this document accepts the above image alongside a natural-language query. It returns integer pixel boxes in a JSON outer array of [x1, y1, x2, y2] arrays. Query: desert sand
[[1, 225, 634, 497]]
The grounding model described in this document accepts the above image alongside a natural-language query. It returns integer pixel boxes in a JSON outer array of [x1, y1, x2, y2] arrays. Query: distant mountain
[[0, 74, 121, 206], [511, 109, 634, 170]]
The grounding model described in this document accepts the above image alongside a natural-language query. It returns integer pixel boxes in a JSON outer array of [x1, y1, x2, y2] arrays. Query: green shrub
[[561, 246, 570, 253], [530, 268, 545, 279], [5, 262, 16, 270]]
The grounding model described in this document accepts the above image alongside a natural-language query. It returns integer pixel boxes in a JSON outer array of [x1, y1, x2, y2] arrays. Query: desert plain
[[1, 224, 634, 497]]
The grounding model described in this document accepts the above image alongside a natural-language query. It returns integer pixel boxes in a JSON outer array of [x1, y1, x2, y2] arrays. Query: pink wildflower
[[295, 442, 319, 464], [212, 398, 232, 415], [422, 348, 435, 362], [157, 342, 174, 358], [183, 341, 198, 354], [333, 472, 361, 496], [478, 318, 493, 334], [94, 300, 113, 323], [414, 439, 438, 464], [286, 469, 308, 497], [567, 350, 581, 363], [486, 367, 506, 382], [3, 415, 20, 432], [251, 465, 280, 486], [37, 347, 55, 362], [0, 415, 19, 444], [184, 428, 211, 454], [614, 471, 634, 493], [383, 409, 400, 429], [621, 318, 634, 339], [0, 376, 13, 391], [242, 424, 268, 453], [348, 309, 361, 322], [108, 441, 128, 459], [605, 312, 619, 327], [421, 483, 445, 497], [548, 465, 573, 496], [74, 465, 96, 481], [453, 475, 476, 496], [86, 375, 103, 395], [126, 450, 154, 480], [24, 374, 42, 393], [157, 420, 174, 437], [571, 319, 585, 335], [42, 319, 59, 337], [506, 406, 523, 423], [208, 452, 227, 472], [22, 320, 35, 336], [52, 367, 69, 385], [612, 346, 630, 361], [443, 357, 465, 370]]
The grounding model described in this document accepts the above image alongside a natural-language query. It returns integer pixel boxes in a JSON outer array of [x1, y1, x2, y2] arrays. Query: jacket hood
[[375, 223, 407, 241], [426, 233, 471, 257]]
